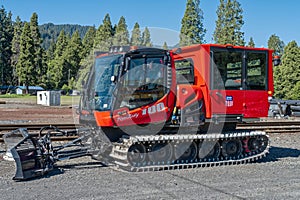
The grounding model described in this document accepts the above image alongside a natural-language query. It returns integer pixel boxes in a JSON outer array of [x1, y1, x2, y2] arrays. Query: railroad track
[[1, 120, 300, 143], [237, 120, 300, 134], [0, 123, 78, 131], [0, 123, 80, 142]]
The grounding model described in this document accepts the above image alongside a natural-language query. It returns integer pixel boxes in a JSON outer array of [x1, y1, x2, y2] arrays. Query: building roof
[[0, 86, 15, 90], [16, 86, 44, 90]]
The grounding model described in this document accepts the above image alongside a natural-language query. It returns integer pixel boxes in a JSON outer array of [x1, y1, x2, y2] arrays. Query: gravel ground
[[1, 132, 300, 200], [0, 103, 76, 124]]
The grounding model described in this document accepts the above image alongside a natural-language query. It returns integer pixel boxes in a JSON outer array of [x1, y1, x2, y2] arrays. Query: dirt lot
[[0, 101, 76, 124]]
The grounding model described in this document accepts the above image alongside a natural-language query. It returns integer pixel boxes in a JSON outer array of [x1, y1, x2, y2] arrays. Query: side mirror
[[125, 57, 130, 71], [273, 55, 281, 66]]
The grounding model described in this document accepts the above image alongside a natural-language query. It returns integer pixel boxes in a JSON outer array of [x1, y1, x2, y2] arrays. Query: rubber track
[[110, 130, 270, 171]]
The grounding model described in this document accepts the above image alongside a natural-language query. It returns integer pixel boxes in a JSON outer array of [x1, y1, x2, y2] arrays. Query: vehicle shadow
[[44, 161, 108, 178], [258, 146, 300, 163], [58, 161, 108, 170], [20, 161, 108, 181]]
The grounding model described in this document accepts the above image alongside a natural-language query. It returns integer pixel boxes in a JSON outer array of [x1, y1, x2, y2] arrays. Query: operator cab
[[80, 46, 174, 128]]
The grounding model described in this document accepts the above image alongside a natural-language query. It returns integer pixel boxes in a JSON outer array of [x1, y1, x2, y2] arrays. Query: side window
[[212, 50, 243, 90], [175, 58, 194, 84], [246, 52, 267, 90]]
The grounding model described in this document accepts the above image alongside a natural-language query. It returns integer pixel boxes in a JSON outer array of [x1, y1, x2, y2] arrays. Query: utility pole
[[0, 52, 3, 86], [68, 69, 71, 86], [0, 62, 2, 95]]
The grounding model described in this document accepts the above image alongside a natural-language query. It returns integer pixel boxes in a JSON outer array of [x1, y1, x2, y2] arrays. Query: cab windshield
[[93, 54, 122, 111], [117, 55, 168, 109]]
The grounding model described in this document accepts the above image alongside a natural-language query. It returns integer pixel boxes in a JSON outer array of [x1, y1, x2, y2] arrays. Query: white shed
[[37, 91, 61, 106]]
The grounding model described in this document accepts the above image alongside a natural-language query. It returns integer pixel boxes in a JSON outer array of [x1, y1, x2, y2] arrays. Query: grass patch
[[0, 94, 80, 106], [0, 94, 32, 98], [61, 95, 80, 106]]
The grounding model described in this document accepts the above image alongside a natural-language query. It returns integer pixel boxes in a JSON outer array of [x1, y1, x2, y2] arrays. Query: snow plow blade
[[3, 126, 92, 181], [3, 128, 54, 180]]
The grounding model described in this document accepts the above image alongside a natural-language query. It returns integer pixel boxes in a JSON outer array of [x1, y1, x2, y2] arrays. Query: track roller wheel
[[221, 139, 242, 158], [148, 142, 173, 164], [247, 138, 260, 152], [256, 135, 269, 152], [247, 135, 268, 153], [174, 141, 198, 162], [127, 143, 147, 166], [198, 140, 220, 160]]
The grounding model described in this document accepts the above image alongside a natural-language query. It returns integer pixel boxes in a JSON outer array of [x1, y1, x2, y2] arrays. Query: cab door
[[243, 50, 270, 118], [112, 51, 173, 127], [210, 47, 245, 116]]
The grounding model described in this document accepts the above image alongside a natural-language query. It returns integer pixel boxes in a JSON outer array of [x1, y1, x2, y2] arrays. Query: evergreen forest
[[0, 0, 299, 100]]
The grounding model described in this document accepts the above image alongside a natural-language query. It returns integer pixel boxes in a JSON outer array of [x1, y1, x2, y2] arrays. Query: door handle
[[216, 92, 223, 98]]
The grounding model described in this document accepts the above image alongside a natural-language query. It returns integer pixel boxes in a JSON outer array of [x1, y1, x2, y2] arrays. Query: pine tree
[[0, 6, 13, 86], [46, 38, 56, 61], [82, 26, 96, 57], [76, 51, 94, 89], [113, 16, 130, 46], [56, 31, 68, 56], [273, 41, 300, 99], [131, 22, 142, 46], [16, 22, 35, 93], [163, 42, 168, 50], [112, 24, 117, 36], [29, 12, 46, 85], [268, 34, 285, 56], [213, 0, 245, 46], [94, 14, 113, 51], [141, 27, 152, 47], [290, 81, 300, 100], [40, 49, 48, 89], [214, 0, 226, 43], [179, 0, 206, 46], [62, 30, 83, 88], [11, 16, 23, 85], [247, 37, 255, 47], [47, 30, 69, 89]]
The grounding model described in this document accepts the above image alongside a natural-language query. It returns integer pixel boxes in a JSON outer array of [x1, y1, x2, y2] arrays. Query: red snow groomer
[[4, 44, 279, 180]]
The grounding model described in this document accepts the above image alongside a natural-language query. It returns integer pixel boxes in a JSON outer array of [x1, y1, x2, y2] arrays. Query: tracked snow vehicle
[[4, 44, 280, 180]]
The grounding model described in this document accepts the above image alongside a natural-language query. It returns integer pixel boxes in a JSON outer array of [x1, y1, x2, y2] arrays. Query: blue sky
[[1, 0, 299, 47]]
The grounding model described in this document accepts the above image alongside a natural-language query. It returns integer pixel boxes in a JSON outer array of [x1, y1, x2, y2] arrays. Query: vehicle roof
[[95, 47, 167, 59], [172, 43, 272, 54]]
